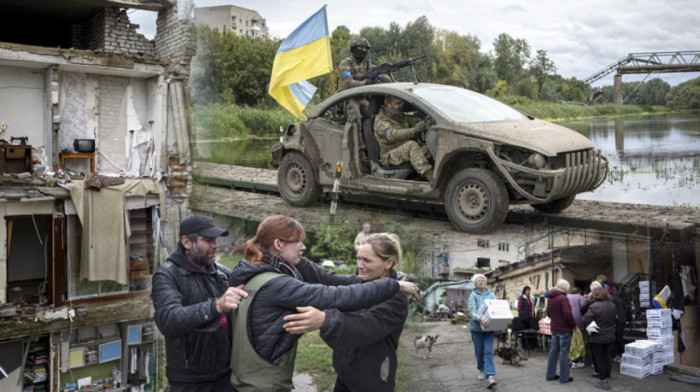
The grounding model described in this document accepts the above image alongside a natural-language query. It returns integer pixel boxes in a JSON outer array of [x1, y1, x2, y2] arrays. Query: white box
[[476, 299, 513, 332], [648, 335, 674, 345], [647, 327, 672, 338], [646, 309, 671, 319], [647, 318, 672, 328], [651, 362, 664, 374], [651, 352, 665, 363], [640, 292, 650, 300], [622, 353, 651, 367], [640, 286, 650, 295], [639, 281, 650, 288], [640, 301, 650, 308], [620, 363, 651, 379], [625, 341, 656, 357], [664, 353, 674, 365]]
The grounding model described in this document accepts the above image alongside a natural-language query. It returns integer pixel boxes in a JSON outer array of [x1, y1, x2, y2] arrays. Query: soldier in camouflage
[[338, 38, 393, 121], [373, 96, 433, 180]]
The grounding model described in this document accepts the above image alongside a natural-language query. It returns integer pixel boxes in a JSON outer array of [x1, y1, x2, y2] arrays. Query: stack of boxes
[[646, 308, 674, 373], [639, 280, 655, 308], [620, 308, 674, 379], [476, 299, 513, 332]]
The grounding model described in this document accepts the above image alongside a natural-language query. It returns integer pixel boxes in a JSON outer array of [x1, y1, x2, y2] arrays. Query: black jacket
[[229, 259, 400, 362], [151, 247, 232, 383], [296, 259, 408, 391], [581, 300, 617, 344]]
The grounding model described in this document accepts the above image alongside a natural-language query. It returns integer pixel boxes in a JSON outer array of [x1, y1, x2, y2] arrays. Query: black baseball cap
[[179, 215, 229, 238]]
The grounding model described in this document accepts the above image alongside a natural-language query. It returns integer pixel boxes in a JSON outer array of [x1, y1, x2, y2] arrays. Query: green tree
[[492, 33, 531, 86], [469, 52, 497, 93], [665, 76, 700, 109], [429, 29, 477, 88], [529, 49, 556, 95]]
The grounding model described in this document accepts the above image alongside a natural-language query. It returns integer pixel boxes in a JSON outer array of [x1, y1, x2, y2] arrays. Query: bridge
[[584, 51, 700, 104]]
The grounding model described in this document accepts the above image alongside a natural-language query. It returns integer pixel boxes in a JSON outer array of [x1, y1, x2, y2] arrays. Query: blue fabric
[[546, 332, 572, 382], [377, 74, 383, 80], [276, 6, 329, 54], [467, 288, 496, 331], [383, 129, 391, 139], [471, 331, 495, 376], [289, 80, 317, 107], [341, 71, 352, 79]]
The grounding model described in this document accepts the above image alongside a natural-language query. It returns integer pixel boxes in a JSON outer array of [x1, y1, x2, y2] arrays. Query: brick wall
[[155, 7, 197, 79], [74, 8, 156, 57]]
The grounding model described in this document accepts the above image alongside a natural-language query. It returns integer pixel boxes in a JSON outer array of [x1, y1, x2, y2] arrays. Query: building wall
[[79, 8, 156, 57], [156, 7, 197, 79], [194, 6, 266, 38], [0, 66, 46, 150]]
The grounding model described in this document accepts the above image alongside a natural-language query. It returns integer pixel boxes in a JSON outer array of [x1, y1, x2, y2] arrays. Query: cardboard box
[[664, 352, 675, 365], [476, 299, 513, 332], [647, 318, 672, 328], [646, 309, 671, 319], [647, 327, 672, 338], [625, 341, 656, 357], [640, 301, 650, 308], [622, 353, 651, 367], [648, 335, 673, 345], [651, 362, 664, 374], [620, 363, 651, 379], [639, 292, 650, 300]]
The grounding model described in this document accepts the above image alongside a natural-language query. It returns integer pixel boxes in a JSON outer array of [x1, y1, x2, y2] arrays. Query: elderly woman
[[467, 274, 498, 389], [581, 286, 617, 390], [228, 216, 420, 391], [282, 233, 412, 392], [545, 279, 576, 384]]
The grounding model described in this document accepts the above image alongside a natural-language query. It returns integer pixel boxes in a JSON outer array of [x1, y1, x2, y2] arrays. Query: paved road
[[403, 321, 698, 392]]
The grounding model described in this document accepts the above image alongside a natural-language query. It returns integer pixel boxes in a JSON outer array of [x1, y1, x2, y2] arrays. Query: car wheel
[[278, 152, 321, 206], [444, 168, 509, 234], [531, 194, 576, 213]]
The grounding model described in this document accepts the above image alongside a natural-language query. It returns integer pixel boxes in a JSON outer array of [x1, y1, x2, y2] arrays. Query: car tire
[[444, 168, 509, 234], [278, 152, 321, 206], [531, 194, 576, 213]]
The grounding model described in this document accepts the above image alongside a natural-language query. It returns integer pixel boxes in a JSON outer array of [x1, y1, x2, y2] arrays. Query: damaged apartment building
[[0, 1, 197, 391]]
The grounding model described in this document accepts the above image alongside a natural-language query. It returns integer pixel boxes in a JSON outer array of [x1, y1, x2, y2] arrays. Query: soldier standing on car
[[374, 95, 433, 180]]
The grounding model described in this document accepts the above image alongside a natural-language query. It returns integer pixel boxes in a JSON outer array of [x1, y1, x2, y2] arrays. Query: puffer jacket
[[151, 247, 232, 383], [467, 288, 496, 332], [547, 289, 576, 333], [581, 299, 617, 344], [229, 259, 400, 362]]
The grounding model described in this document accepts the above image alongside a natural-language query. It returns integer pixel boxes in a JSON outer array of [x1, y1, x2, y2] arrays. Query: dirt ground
[[400, 321, 698, 392]]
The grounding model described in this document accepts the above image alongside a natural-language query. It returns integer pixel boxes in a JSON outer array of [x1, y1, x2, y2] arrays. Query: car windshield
[[413, 86, 526, 123]]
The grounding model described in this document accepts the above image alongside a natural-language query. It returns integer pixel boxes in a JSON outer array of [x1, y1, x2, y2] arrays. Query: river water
[[195, 111, 700, 207]]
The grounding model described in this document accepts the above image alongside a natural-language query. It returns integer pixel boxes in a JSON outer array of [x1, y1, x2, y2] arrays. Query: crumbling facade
[[0, 1, 197, 390]]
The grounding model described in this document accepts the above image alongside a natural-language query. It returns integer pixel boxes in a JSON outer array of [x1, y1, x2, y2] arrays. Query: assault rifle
[[353, 55, 427, 84]]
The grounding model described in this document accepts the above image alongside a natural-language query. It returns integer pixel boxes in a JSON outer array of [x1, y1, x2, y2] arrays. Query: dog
[[494, 347, 528, 367], [414, 335, 439, 359]]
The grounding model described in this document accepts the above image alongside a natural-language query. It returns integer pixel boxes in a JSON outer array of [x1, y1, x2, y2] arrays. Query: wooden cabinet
[[0, 144, 31, 173]]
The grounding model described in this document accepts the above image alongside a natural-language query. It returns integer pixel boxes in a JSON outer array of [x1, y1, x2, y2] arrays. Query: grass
[[294, 331, 337, 392]]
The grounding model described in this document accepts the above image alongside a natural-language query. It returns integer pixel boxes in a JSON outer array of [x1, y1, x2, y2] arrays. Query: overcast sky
[[131, 0, 700, 87]]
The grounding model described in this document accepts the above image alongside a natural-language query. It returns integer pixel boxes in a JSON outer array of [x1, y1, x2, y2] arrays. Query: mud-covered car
[[271, 83, 608, 233]]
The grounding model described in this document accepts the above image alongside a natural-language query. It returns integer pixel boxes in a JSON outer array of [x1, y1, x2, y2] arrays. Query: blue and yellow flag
[[269, 6, 333, 121]]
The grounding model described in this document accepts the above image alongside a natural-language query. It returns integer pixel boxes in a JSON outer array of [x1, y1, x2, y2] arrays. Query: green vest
[[230, 272, 297, 392]]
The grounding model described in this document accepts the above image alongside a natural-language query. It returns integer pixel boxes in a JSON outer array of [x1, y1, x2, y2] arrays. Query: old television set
[[73, 139, 95, 153]]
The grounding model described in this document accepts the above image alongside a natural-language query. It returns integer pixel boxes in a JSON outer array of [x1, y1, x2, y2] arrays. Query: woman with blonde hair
[[228, 216, 420, 391], [467, 273, 498, 389], [283, 232, 412, 392], [545, 279, 576, 383]]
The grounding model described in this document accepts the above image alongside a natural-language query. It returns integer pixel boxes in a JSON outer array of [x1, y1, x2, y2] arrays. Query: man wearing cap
[[152, 215, 247, 392]]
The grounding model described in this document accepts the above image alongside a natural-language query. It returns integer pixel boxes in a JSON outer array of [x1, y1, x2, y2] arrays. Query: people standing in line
[[282, 233, 411, 392], [581, 286, 617, 391], [545, 279, 576, 384], [567, 287, 587, 369], [151, 215, 248, 392], [596, 274, 615, 298], [611, 285, 626, 363], [228, 215, 421, 391], [467, 274, 498, 389], [518, 286, 534, 328], [354, 221, 372, 250]]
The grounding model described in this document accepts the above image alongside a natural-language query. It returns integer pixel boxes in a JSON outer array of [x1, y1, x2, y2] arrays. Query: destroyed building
[[0, 1, 197, 390]]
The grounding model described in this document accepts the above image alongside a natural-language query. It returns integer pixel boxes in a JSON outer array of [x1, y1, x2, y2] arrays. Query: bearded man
[[152, 215, 248, 392]]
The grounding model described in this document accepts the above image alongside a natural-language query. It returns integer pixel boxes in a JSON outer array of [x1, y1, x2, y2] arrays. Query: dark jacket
[[296, 259, 408, 392], [547, 289, 576, 333], [518, 295, 533, 320], [229, 259, 400, 362], [612, 296, 626, 327], [151, 247, 232, 383], [581, 300, 617, 344]]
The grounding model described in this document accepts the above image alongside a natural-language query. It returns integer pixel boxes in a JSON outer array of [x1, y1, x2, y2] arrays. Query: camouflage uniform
[[373, 106, 432, 175], [338, 56, 393, 120]]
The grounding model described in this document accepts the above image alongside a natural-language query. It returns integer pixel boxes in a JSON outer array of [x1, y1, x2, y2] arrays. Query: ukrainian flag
[[269, 6, 333, 121]]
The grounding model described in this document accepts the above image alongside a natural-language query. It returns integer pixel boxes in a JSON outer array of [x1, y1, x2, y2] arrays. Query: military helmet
[[350, 37, 371, 50]]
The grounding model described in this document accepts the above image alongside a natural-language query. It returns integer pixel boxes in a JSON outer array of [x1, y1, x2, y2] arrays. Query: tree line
[[190, 16, 699, 110]]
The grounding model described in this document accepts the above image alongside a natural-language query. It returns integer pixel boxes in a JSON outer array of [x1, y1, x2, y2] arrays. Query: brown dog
[[494, 347, 528, 366]]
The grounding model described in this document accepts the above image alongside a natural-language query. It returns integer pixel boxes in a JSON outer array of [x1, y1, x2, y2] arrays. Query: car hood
[[447, 118, 596, 156]]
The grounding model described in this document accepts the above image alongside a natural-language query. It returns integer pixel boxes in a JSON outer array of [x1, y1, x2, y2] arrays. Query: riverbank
[[193, 98, 673, 139]]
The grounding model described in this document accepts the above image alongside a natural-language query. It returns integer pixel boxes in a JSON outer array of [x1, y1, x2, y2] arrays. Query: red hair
[[244, 215, 305, 264]]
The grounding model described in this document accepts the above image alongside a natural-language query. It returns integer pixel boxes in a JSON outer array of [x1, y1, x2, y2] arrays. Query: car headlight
[[528, 153, 547, 169]]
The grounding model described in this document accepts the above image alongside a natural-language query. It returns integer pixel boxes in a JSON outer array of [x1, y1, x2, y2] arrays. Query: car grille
[[552, 149, 608, 197]]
